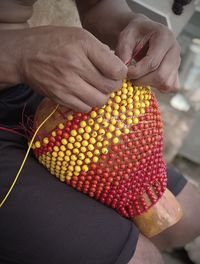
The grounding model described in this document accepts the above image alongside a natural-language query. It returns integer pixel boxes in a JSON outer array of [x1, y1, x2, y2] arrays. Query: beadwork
[[31, 80, 167, 218]]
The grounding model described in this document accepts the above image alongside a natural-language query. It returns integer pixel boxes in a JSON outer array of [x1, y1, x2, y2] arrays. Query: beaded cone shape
[[31, 80, 167, 219]]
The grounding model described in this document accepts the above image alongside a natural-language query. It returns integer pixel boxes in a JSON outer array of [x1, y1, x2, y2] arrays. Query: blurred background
[[29, 0, 200, 263]]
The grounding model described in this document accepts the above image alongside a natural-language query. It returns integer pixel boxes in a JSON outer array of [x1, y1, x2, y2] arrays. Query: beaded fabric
[[31, 80, 167, 219]]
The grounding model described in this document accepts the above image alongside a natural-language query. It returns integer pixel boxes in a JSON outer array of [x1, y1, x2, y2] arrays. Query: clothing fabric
[[0, 85, 187, 264]]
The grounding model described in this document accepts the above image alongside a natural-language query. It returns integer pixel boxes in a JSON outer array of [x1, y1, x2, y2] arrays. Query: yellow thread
[[0, 104, 59, 208]]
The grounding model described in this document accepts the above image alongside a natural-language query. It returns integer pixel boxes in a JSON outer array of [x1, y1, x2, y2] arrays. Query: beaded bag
[[31, 80, 182, 237]]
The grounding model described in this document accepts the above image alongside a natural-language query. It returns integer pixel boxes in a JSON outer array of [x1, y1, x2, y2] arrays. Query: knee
[[128, 234, 164, 264]]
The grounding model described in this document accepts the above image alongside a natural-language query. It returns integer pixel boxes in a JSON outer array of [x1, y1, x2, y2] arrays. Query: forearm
[[0, 29, 22, 90], [77, 0, 135, 49]]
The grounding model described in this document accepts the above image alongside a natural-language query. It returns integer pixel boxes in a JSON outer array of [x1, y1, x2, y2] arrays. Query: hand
[[116, 14, 181, 93], [20, 26, 127, 112]]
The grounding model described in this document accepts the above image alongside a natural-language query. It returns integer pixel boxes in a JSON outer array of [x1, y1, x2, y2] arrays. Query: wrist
[[0, 29, 24, 89]]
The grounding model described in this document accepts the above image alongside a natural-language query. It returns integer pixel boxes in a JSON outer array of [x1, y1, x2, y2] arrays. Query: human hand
[[20, 26, 127, 112], [116, 14, 181, 93]]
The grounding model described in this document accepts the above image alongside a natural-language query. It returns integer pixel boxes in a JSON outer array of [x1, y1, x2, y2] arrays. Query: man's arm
[[76, 0, 181, 93], [76, 0, 134, 49]]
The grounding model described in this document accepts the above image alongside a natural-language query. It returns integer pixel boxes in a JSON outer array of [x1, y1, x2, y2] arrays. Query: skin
[[0, 1, 200, 263]]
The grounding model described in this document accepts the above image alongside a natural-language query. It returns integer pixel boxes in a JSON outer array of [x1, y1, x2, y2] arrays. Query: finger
[[72, 77, 110, 108], [128, 31, 174, 79], [80, 57, 123, 94], [130, 46, 181, 92], [87, 37, 127, 80], [55, 94, 92, 113], [115, 27, 137, 64]]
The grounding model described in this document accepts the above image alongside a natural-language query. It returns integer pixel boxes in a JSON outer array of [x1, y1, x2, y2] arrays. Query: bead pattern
[[32, 80, 167, 218]]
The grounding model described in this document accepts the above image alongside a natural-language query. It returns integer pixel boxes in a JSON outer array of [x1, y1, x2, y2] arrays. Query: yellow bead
[[98, 128, 105, 136], [90, 111, 97, 118], [108, 124, 115, 132], [60, 145, 66, 152], [117, 90, 122, 96], [78, 128, 84, 134], [58, 123, 64, 129], [52, 157, 56, 162], [82, 165, 89, 172], [140, 95, 144, 100], [78, 153, 85, 160], [89, 137, 96, 144], [66, 150, 71, 156], [128, 86, 133, 93], [73, 171, 80, 176], [120, 106, 126, 113], [115, 96, 121, 103], [94, 149, 100, 155], [93, 156, 99, 163], [71, 154, 77, 161], [43, 137, 49, 144], [102, 147, 108, 154], [80, 121, 87, 128], [76, 135, 82, 142], [75, 165, 81, 172], [115, 130, 121, 137], [97, 117, 103, 123], [74, 142, 81, 148], [88, 119, 94, 126], [58, 151, 64, 157], [121, 94, 127, 100], [105, 112, 111, 119], [127, 104, 133, 110], [51, 131, 56, 137], [127, 98, 133, 104], [61, 138, 68, 145], [94, 124, 100, 131], [64, 156, 70, 162], [70, 161, 76, 166], [88, 144, 94, 151], [67, 114, 73, 121], [53, 146, 59, 152], [135, 102, 141, 108], [69, 137, 75, 144], [102, 121, 109, 128], [67, 143, 73, 150], [135, 90, 140, 96], [113, 137, 119, 144], [122, 82, 128, 88], [85, 126, 92, 133], [35, 141, 41, 148], [83, 133, 90, 140], [140, 108, 145, 114], [68, 165, 74, 172], [71, 130, 77, 137], [133, 117, 139, 124], [117, 121, 124, 129], [77, 160, 83, 166], [105, 106, 112, 113], [97, 142, 103, 148], [127, 111, 133, 117], [111, 118, 117, 125], [106, 132, 112, 139], [134, 109, 140, 116], [84, 158, 91, 164], [80, 146, 86, 153], [124, 128, 130, 134], [122, 88, 128, 95], [113, 110, 119, 116], [121, 100, 127, 106], [73, 148, 79, 154], [110, 92, 115, 98], [134, 95, 139, 101], [113, 103, 119, 110], [92, 131, 98, 137], [145, 101, 150, 107], [58, 157, 63, 162], [56, 165, 60, 171], [97, 135, 103, 142], [141, 102, 146, 108], [61, 165, 67, 170], [82, 140, 89, 147], [126, 118, 133, 125], [98, 109, 105, 115], [52, 152, 58, 158], [120, 114, 126, 121]]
